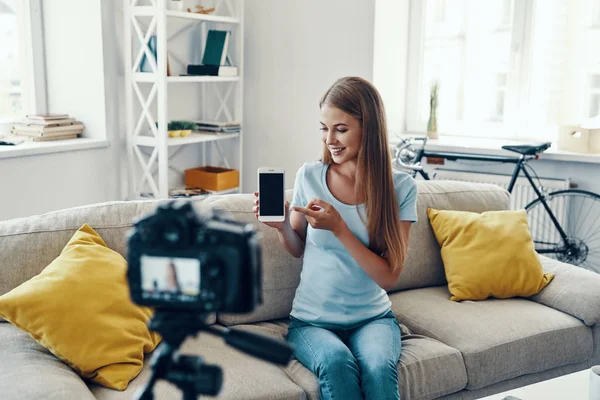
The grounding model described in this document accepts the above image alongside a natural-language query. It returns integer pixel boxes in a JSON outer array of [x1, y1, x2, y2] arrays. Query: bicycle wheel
[[525, 189, 600, 273]]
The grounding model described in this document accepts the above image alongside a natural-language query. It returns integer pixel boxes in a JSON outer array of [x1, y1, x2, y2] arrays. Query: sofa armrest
[[530, 256, 600, 326]]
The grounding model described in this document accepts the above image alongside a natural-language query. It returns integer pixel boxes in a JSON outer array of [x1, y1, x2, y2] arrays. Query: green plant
[[427, 81, 439, 133], [155, 120, 195, 130]]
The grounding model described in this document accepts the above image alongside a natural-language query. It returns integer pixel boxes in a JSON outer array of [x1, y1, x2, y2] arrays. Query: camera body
[[127, 201, 262, 314]]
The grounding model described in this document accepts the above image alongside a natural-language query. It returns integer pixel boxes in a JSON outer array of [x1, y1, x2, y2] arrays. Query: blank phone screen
[[259, 173, 284, 216]]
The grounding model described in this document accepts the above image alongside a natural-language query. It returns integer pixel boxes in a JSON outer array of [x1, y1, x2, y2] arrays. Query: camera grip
[[225, 329, 294, 366]]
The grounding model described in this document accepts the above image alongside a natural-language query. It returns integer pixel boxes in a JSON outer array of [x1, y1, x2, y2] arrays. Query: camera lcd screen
[[259, 173, 284, 216], [140, 255, 200, 303]]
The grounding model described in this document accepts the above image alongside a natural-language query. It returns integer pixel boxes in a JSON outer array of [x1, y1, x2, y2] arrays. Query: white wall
[[373, 0, 409, 136], [242, 0, 376, 191], [0, 0, 122, 221]]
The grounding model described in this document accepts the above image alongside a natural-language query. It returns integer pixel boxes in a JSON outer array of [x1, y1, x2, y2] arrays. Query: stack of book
[[193, 120, 241, 134], [12, 114, 84, 141]]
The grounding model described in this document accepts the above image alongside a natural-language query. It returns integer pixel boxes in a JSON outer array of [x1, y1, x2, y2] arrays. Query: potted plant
[[427, 81, 439, 140], [155, 121, 194, 137]]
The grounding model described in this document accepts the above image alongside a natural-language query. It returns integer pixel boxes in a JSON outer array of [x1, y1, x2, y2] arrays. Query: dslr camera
[[127, 200, 262, 313], [126, 201, 293, 400]]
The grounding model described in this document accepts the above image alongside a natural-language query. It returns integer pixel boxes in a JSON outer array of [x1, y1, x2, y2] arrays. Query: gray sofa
[[1, 180, 600, 400]]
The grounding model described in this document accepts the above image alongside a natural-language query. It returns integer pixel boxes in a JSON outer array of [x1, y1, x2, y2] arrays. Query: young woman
[[253, 77, 417, 400]]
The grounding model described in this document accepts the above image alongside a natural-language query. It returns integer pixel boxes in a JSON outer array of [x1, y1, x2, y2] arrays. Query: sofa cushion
[[231, 319, 468, 400], [204, 191, 304, 325], [531, 256, 600, 327], [0, 323, 95, 400], [89, 327, 306, 400], [427, 208, 553, 301], [0, 224, 161, 390], [389, 180, 510, 293], [0, 199, 216, 325], [390, 286, 593, 390]]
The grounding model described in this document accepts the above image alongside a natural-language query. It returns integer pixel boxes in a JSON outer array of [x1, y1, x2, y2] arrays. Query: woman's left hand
[[292, 199, 347, 237]]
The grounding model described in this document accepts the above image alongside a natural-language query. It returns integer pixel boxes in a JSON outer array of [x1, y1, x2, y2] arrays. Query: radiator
[[432, 168, 571, 250]]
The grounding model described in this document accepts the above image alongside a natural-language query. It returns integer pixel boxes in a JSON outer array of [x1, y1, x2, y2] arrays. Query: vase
[[427, 112, 439, 139]]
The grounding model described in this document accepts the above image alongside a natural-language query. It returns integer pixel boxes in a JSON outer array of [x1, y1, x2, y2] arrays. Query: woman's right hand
[[253, 191, 290, 230]]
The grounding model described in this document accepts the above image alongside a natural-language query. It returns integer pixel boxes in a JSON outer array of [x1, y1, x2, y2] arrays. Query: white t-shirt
[[290, 161, 418, 329]]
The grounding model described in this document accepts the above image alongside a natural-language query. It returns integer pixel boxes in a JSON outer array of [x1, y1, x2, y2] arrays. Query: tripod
[[134, 311, 293, 400]]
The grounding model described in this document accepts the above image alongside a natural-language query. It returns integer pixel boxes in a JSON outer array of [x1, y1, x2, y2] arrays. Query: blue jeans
[[286, 311, 401, 400]]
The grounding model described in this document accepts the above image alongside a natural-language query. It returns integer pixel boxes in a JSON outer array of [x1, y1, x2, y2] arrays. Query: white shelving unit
[[124, 0, 244, 199]]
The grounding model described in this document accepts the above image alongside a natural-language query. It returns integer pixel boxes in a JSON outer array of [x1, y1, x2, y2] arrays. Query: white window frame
[[13, 0, 47, 118], [405, 0, 537, 139]]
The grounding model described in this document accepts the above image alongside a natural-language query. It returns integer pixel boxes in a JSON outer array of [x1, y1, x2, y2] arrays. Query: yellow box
[[185, 166, 239, 191]]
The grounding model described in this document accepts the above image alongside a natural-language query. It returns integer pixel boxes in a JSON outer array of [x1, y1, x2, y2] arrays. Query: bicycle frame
[[412, 148, 570, 253]]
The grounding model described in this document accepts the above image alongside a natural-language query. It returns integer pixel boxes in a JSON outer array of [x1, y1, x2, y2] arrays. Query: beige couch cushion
[[0, 200, 161, 296], [89, 328, 306, 400], [204, 192, 303, 326], [390, 286, 593, 390], [0, 199, 216, 325], [0, 323, 95, 400], [231, 319, 468, 400], [389, 180, 510, 293]]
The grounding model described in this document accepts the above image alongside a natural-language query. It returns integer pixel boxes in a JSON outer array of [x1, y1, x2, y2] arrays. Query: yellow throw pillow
[[0, 224, 161, 390], [427, 208, 554, 301]]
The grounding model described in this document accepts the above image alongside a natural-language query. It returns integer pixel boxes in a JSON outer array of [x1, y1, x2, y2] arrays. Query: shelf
[[133, 73, 240, 83], [166, 10, 240, 24], [204, 187, 240, 195], [132, 6, 240, 24], [165, 186, 240, 200], [134, 132, 240, 147]]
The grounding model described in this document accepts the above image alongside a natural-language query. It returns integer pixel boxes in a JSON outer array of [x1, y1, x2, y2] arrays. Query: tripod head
[[134, 311, 294, 400]]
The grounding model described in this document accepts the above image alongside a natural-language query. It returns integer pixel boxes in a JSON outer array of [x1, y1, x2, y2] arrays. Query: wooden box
[[185, 166, 239, 191], [557, 125, 600, 154]]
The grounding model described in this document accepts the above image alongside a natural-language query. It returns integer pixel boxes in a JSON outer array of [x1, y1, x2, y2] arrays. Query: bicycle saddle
[[501, 142, 551, 155]]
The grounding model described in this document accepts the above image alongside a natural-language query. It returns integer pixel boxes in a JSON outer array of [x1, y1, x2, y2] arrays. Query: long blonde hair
[[320, 77, 408, 273]]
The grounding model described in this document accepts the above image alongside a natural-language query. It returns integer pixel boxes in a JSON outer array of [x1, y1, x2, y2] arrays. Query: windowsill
[[0, 137, 110, 160], [391, 134, 600, 165]]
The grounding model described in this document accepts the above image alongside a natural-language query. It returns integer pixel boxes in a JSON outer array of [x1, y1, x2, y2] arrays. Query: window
[[0, 0, 46, 125], [405, 0, 600, 140]]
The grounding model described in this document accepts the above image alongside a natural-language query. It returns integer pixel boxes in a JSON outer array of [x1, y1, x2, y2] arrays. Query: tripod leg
[[134, 342, 174, 400]]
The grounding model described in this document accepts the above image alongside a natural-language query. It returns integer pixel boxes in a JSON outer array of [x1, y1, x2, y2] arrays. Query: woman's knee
[[316, 346, 359, 376], [359, 355, 398, 382]]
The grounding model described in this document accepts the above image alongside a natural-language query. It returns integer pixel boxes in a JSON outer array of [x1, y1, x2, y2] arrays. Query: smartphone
[[257, 167, 285, 222]]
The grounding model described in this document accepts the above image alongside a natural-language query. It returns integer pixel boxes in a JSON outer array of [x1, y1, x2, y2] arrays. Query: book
[[18, 118, 76, 127], [202, 30, 230, 66], [12, 123, 85, 137], [140, 36, 157, 73], [25, 113, 70, 121], [194, 120, 241, 128], [186, 64, 238, 77], [193, 121, 241, 133], [17, 133, 80, 142]]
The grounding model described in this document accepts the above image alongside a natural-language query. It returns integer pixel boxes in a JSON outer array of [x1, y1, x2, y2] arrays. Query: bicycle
[[393, 137, 600, 273]]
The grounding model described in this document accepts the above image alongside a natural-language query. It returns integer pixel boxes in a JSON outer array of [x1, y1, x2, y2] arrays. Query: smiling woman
[[253, 76, 418, 400]]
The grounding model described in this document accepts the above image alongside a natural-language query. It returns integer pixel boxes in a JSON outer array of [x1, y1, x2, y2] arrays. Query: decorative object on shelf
[[187, 5, 216, 14], [186, 64, 238, 77], [156, 121, 195, 137], [140, 35, 172, 76], [168, 0, 184, 11], [202, 30, 231, 66], [427, 80, 439, 140], [140, 36, 157, 73], [185, 166, 239, 192]]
